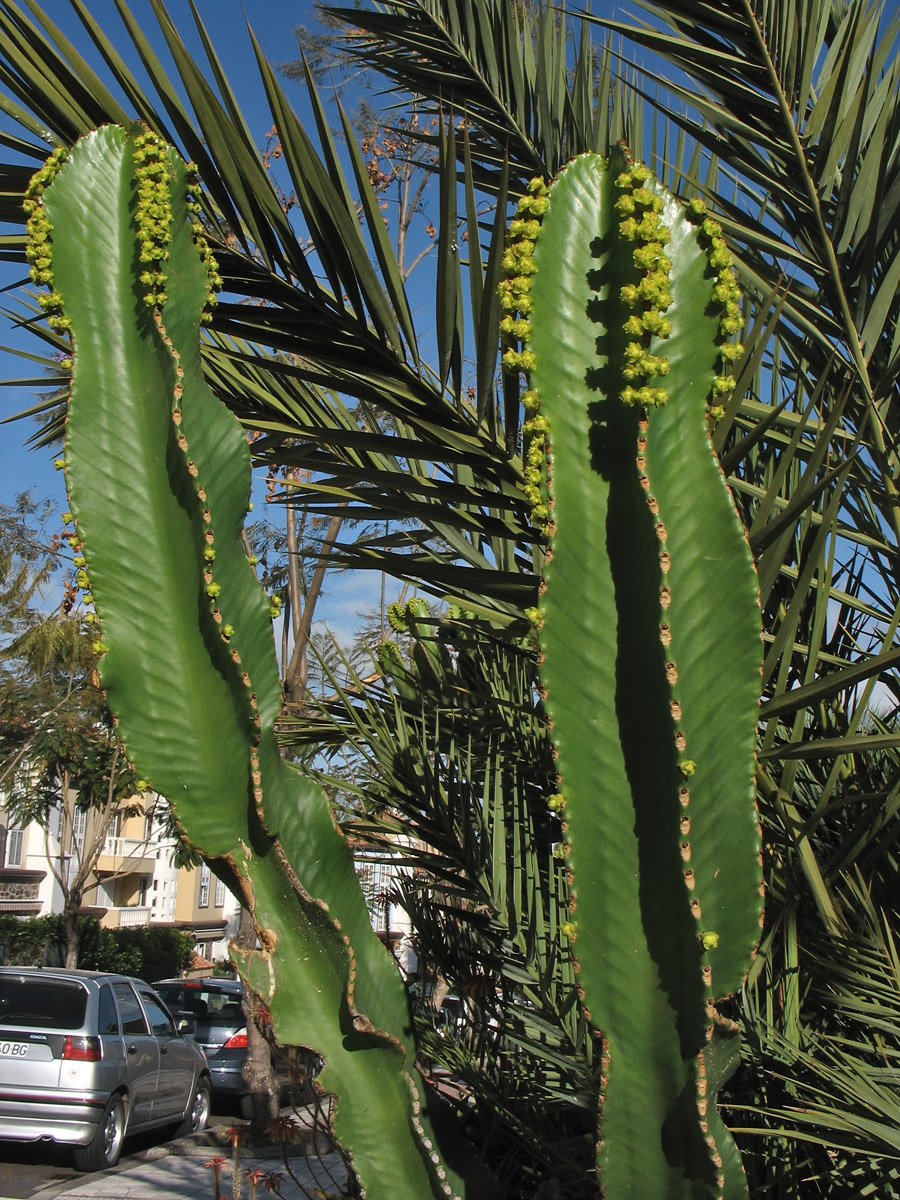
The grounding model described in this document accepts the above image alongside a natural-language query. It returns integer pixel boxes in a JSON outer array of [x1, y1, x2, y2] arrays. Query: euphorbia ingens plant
[[31, 122, 761, 1199], [501, 151, 763, 1198], [29, 124, 461, 1200]]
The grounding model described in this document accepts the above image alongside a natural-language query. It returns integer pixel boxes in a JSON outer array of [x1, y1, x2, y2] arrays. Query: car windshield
[[0, 977, 88, 1029]]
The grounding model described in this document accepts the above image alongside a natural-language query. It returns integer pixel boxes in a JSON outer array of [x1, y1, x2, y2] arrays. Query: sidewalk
[[27, 1109, 349, 1200], [30, 1143, 348, 1200]]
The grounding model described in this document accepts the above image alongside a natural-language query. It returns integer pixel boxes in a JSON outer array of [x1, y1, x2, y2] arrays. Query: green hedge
[[0, 914, 194, 979]]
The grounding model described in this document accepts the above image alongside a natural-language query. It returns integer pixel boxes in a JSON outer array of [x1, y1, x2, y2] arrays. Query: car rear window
[[155, 984, 242, 1025], [205, 1001, 243, 1026], [0, 977, 88, 1030]]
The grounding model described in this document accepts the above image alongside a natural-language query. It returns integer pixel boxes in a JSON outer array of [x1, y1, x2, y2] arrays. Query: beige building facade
[[0, 792, 240, 966]]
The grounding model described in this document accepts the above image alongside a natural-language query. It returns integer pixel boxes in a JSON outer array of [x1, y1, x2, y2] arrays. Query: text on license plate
[[0, 1042, 28, 1057]]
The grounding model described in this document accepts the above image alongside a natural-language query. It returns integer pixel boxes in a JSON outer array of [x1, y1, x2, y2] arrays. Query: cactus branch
[[34, 124, 460, 1200], [503, 150, 762, 1199]]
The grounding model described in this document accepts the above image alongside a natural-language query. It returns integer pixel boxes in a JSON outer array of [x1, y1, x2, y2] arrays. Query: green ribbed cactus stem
[[32, 124, 461, 1200], [503, 150, 763, 1198]]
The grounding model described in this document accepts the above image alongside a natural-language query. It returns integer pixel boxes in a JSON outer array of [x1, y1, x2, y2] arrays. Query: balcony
[[0, 868, 45, 916], [105, 906, 152, 928], [95, 836, 157, 876], [0, 897, 43, 915]]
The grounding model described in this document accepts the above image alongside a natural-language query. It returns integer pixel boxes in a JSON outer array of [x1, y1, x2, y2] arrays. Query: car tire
[[73, 1094, 126, 1172], [175, 1078, 211, 1137]]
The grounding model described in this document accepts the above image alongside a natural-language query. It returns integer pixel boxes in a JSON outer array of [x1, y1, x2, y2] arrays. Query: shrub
[[0, 914, 194, 979]]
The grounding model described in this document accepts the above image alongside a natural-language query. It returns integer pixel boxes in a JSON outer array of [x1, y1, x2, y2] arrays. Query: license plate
[[0, 1042, 28, 1057]]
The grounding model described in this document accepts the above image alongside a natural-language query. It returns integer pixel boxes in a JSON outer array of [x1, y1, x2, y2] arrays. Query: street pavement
[[13, 1108, 348, 1200]]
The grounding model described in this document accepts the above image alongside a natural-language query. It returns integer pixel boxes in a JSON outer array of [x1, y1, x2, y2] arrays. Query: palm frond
[[324, 0, 622, 193]]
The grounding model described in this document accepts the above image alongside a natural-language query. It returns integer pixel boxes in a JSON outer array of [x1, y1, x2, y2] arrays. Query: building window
[[214, 877, 225, 908], [5, 828, 23, 867], [72, 807, 87, 852], [199, 863, 210, 908], [357, 860, 389, 932]]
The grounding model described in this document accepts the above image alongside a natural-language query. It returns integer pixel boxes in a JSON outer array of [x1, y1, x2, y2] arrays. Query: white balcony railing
[[113, 906, 151, 928], [102, 836, 155, 860]]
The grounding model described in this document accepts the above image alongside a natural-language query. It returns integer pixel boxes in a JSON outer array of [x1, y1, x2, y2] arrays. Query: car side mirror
[[177, 1016, 197, 1037]]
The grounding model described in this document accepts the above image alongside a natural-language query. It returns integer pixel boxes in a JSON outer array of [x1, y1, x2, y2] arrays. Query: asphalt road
[[0, 1104, 238, 1199]]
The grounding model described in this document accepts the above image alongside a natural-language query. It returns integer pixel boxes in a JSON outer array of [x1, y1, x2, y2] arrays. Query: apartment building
[[354, 842, 416, 977], [0, 792, 416, 976], [0, 792, 240, 965]]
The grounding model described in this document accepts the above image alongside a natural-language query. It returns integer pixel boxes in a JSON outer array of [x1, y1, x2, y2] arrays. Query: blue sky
[[0, 0, 322, 515], [0, 0, 457, 651], [0, 0, 388, 645], [2, 0, 899, 643], [4, 0, 900, 513]]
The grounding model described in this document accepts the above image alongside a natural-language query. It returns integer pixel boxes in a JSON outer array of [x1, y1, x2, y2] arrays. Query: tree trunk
[[64, 897, 80, 968], [235, 906, 280, 1132], [282, 507, 346, 709]]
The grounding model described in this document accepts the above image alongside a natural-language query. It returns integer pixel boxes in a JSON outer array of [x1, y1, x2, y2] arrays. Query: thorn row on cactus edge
[[405, 1074, 458, 1199], [133, 129, 174, 309], [685, 198, 744, 420], [695, 1052, 726, 1192], [67, 531, 101, 636], [250, 746, 264, 819], [157, 312, 263, 747], [545, 793, 577, 936], [499, 177, 551, 536], [637, 408, 725, 1070], [184, 159, 221, 319], [273, 836, 403, 1064], [26, 150, 106, 652], [133, 130, 221, 320], [25, 147, 69, 330], [614, 162, 672, 410]]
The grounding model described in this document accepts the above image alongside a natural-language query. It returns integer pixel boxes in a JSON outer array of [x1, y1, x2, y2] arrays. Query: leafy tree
[[0, 632, 144, 967], [0, 496, 146, 967], [0, 494, 58, 655]]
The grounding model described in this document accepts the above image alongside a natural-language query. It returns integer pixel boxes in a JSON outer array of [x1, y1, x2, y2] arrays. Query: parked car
[[153, 976, 285, 1116], [0, 967, 210, 1171]]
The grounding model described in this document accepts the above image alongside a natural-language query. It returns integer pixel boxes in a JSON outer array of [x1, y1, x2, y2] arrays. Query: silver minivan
[[0, 967, 210, 1170]]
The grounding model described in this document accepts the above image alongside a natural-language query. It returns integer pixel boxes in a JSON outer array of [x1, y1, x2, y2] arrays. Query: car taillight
[[63, 1035, 102, 1062], [222, 1031, 248, 1050]]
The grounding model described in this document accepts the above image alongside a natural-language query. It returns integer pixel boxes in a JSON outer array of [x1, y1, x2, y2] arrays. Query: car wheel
[[175, 1078, 211, 1137], [73, 1094, 126, 1172]]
